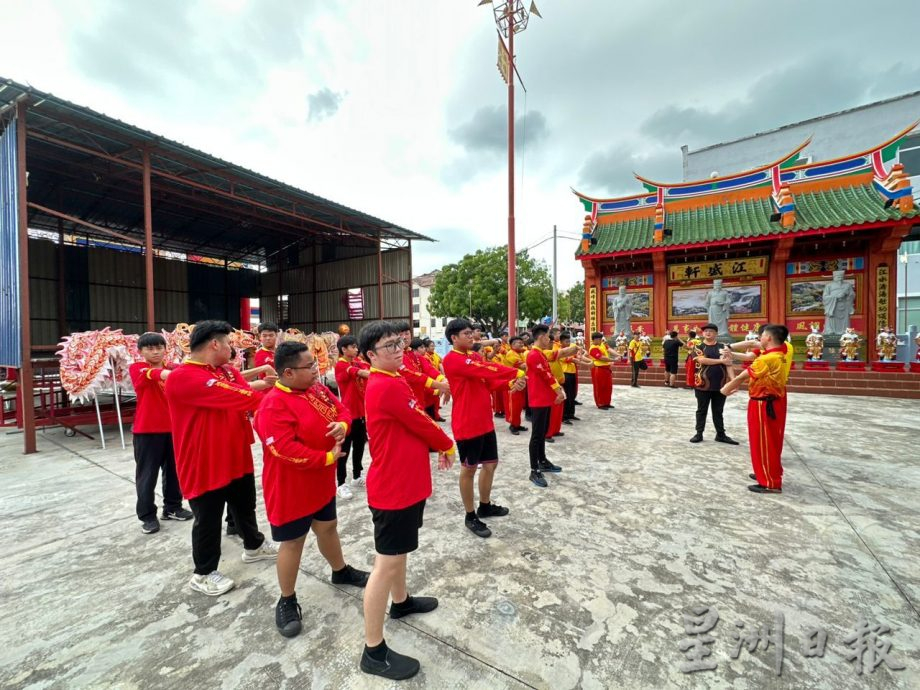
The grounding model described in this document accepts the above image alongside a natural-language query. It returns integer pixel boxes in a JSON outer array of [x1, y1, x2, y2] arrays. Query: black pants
[[631, 361, 642, 386], [188, 474, 264, 575], [694, 389, 726, 435], [563, 373, 577, 419], [528, 406, 551, 470], [133, 432, 183, 521], [338, 417, 367, 485]]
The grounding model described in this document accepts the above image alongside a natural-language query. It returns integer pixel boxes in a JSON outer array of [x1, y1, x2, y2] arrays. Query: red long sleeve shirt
[[253, 382, 351, 526], [254, 347, 275, 372], [364, 369, 454, 510], [129, 362, 176, 433], [526, 348, 562, 408], [334, 356, 369, 419], [442, 348, 523, 441], [164, 360, 260, 500], [400, 350, 445, 406]]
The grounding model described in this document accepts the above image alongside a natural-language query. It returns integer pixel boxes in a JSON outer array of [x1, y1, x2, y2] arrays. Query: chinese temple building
[[575, 123, 919, 362]]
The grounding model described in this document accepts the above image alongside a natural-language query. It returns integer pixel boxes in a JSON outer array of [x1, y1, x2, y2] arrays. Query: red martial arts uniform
[[441, 348, 523, 442], [254, 347, 275, 371], [503, 349, 527, 428], [400, 349, 445, 407], [364, 369, 454, 510], [165, 361, 260, 500], [253, 382, 351, 526], [588, 343, 613, 408], [334, 356, 369, 420], [129, 362, 176, 433], [542, 347, 564, 438], [746, 346, 790, 491]]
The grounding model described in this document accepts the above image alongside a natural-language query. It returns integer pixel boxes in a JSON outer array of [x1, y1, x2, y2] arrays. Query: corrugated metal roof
[[578, 182, 919, 257]]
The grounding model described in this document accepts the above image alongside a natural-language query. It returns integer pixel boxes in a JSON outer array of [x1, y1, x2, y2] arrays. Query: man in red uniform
[[129, 332, 192, 534], [542, 332, 579, 442], [442, 318, 526, 539], [587, 331, 615, 409], [526, 325, 566, 487], [394, 322, 450, 407], [254, 322, 279, 370], [165, 320, 278, 597], [722, 324, 791, 493], [503, 336, 528, 435], [333, 335, 369, 500], [357, 321, 456, 681], [254, 341, 369, 638]]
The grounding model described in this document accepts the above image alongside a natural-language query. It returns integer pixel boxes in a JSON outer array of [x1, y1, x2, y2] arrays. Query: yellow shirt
[[749, 347, 790, 399], [589, 342, 611, 367], [504, 349, 526, 371], [543, 347, 564, 383], [628, 339, 643, 362]]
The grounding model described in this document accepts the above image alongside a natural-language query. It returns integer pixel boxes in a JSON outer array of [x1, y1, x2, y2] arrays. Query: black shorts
[[456, 430, 499, 467], [370, 500, 426, 555], [270, 497, 337, 542], [664, 358, 678, 374]]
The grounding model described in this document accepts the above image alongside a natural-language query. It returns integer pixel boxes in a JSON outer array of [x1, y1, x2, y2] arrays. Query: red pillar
[[240, 298, 251, 330], [16, 101, 36, 454], [867, 224, 909, 359], [652, 252, 667, 336], [768, 238, 794, 326]]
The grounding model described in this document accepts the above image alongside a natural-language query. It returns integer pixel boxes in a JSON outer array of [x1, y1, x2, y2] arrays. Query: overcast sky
[[3, 0, 920, 289]]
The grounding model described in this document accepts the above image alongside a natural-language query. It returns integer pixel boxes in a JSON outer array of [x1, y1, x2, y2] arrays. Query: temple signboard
[[668, 256, 769, 282]]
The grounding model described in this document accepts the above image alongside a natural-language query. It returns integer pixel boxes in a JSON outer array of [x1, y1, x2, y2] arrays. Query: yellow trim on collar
[[370, 367, 399, 377]]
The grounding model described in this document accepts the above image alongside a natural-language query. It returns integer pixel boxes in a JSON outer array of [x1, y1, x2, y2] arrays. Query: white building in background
[[412, 271, 448, 341], [681, 90, 920, 332]]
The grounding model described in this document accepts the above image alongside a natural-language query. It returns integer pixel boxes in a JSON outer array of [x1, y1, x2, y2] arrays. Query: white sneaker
[[189, 570, 235, 596], [241, 540, 279, 563], [351, 476, 366, 489], [337, 483, 354, 500]]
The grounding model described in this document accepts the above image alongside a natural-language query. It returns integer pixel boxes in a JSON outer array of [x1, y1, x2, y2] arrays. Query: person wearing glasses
[[392, 321, 451, 408], [254, 341, 370, 638], [357, 321, 456, 681], [442, 318, 526, 539]]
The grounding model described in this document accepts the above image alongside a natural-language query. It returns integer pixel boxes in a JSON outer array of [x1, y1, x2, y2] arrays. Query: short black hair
[[409, 337, 426, 351], [275, 341, 308, 373], [446, 318, 472, 344], [257, 322, 279, 334], [591, 331, 603, 339], [560, 331, 572, 342], [669, 331, 678, 338], [531, 324, 549, 339], [510, 336, 523, 345], [137, 332, 166, 349], [336, 334, 357, 353], [358, 321, 400, 358], [423, 338, 433, 346], [392, 320, 410, 333], [190, 320, 232, 351], [688, 330, 697, 338], [762, 323, 789, 344]]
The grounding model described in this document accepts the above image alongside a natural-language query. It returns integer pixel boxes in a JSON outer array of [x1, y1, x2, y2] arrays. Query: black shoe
[[390, 595, 438, 619], [748, 484, 782, 494], [715, 434, 739, 445], [360, 646, 420, 681], [539, 461, 562, 473], [563, 419, 573, 426], [570, 416, 581, 421], [141, 518, 160, 534], [226, 523, 238, 537], [494, 412, 505, 418], [749, 473, 757, 481], [545, 437, 555, 443], [509, 425, 519, 436], [162, 507, 193, 521], [465, 515, 492, 538], [574, 400, 583, 405], [598, 405, 610, 410], [477, 502, 509, 518], [331, 564, 370, 588], [516, 425, 528, 432], [524, 414, 532, 422], [555, 432, 565, 437], [529, 470, 548, 488], [689, 433, 703, 443], [631, 384, 639, 388], [275, 595, 303, 638], [434, 416, 448, 422]]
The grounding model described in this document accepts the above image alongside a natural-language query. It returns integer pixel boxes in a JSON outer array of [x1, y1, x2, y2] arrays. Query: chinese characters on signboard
[[876, 265, 889, 332], [589, 286, 598, 335], [669, 256, 768, 282]]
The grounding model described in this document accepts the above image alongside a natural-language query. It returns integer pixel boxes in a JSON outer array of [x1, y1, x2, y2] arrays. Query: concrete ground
[[1, 385, 918, 689]]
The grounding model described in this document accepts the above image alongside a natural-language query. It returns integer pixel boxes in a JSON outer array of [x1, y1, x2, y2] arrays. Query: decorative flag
[[530, 1, 542, 18], [497, 36, 511, 84], [346, 288, 364, 320]]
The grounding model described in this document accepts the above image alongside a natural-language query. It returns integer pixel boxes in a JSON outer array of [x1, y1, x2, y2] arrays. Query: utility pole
[[552, 224, 557, 323]]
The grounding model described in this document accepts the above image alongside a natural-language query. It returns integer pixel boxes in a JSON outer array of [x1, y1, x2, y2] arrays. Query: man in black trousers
[[689, 323, 739, 445]]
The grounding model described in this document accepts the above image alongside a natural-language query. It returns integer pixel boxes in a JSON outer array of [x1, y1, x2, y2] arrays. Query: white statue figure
[[704, 279, 731, 336], [822, 269, 856, 336], [611, 285, 634, 337]]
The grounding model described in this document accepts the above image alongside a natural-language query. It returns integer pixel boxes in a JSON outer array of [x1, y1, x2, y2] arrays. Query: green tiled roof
[[578, 183, 919, 256]]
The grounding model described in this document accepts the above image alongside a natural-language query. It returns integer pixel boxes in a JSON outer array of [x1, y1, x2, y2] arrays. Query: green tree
[[428, 246, 552, 334], [565, 281, 585, 323]]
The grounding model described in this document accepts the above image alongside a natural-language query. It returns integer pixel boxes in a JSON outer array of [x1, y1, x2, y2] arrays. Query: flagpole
[[507, 4, 517, 333]]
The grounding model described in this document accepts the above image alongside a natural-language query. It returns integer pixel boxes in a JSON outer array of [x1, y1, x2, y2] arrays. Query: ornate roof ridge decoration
[[573, 121, 918, 217]]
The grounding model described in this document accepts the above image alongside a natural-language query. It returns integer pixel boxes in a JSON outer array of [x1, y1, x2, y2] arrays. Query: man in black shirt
[[661, 331, 683, 388], [689, 324, 738, 444]]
